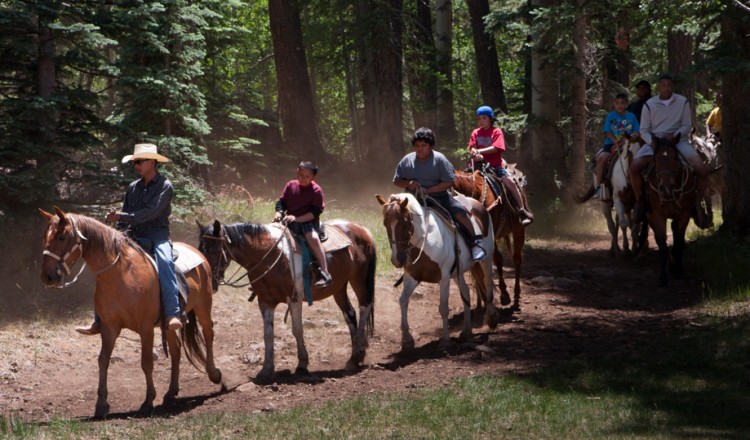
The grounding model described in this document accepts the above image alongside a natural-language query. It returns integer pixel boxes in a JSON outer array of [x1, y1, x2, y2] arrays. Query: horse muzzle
[[40, 267, 63, 288], [391, 251, 407, 269]]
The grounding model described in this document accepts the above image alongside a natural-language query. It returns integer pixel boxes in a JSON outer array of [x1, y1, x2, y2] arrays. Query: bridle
[[649, 139, 694, 204], [384, 197, 430, 265], [42, 215, 121, 288], [200, 222, 289, 288]]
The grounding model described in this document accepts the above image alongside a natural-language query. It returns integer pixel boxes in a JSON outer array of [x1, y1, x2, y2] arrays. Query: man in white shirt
[[629, 74, 710, 228]]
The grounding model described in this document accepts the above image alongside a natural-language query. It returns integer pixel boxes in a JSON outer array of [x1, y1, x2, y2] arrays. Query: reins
[[202, 222, 289, 288]]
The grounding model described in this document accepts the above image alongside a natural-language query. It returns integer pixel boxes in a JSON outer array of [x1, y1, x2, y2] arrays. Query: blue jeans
[[93, 231, 180, 323], [137, 236, 180, 319]]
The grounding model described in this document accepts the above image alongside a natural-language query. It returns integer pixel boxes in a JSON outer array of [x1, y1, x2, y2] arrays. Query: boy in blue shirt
[[593, 93, 640, 198]]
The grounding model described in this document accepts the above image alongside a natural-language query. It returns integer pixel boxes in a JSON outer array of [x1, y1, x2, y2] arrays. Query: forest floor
[[0, 222, 703, 423]]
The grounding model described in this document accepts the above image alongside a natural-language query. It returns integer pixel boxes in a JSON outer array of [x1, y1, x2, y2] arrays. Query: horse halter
[[384, 198, 430, 265], [200, 225, 234, 287], [43, 215, 86, 277]]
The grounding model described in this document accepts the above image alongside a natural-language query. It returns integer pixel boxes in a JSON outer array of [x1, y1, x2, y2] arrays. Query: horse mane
[[221, 222, 268, 247], [389, 193, 422, 217], [70, 214, 147, 261]]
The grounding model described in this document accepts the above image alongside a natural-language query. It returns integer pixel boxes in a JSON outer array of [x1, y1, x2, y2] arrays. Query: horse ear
[[39, 208, 54, 221], [399, 197, 409, 210], [375, 194, 387, 206], [212, 219, 222, 236], [195, 219, 205, 231], [53, 206, 68, 223]]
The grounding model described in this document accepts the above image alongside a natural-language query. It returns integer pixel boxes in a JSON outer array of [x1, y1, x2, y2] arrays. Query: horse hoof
[[294, 367, 310, 377], [138, 402, 154, 414], [459, 330, 472, 341], [500, 292, 511, 306], [255, 370, 274, 385], [209, 368, 223, 385], [94, 402, 110, 419], [486, 313, 499, 330]]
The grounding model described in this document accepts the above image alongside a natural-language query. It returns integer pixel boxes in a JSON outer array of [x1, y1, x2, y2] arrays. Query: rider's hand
[[105, 210, 119, 223], [283, 215, 296, 224], [273, 212, 283, 223]]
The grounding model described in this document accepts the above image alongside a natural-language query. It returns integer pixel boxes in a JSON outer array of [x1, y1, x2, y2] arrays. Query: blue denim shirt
[[116, 173, 173, 241]]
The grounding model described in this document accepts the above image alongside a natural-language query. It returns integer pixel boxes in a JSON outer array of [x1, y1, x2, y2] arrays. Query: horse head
[[652, 134, 682, 199], [39, 206, 87, 287], [197, 219, 232, 292], [376, 193, 415, 268]]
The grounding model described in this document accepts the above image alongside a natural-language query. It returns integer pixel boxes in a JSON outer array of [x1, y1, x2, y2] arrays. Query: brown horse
[[453, 165, 527, 307], [645, 135, 698, 287], [197, 219, 376, 383], [39, 207, 222, 418]]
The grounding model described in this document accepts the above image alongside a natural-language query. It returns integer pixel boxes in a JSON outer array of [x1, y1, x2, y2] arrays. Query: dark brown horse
[[39, 207, 222, 418], [453, 165, 527, 307], [197, 219, 376, 383], [645, 135, 698, 287]]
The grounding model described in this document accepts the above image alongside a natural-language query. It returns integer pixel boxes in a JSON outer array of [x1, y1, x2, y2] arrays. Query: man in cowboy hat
[[76, 143, 183, 334]]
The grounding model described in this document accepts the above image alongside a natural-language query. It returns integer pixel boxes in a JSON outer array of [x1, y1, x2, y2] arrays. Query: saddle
[[142, 242, 203, 304]]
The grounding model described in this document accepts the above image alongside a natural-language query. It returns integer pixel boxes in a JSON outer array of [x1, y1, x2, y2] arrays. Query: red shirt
[[469, 127, 506, 168], [279, 180, 325, 220]]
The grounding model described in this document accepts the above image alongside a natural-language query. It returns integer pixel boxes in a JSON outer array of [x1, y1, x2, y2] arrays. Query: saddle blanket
[[277, 221, 352, 255]]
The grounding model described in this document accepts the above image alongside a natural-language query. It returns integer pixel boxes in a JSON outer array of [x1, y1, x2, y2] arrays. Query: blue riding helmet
[[476, 106, 494, 117]]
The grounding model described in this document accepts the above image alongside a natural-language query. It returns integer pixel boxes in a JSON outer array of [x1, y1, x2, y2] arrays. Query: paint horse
[[197, 219, 376, 383], [576, 139, 647, 256], [453, 164, 527, 307], [644, 135, 698, 287], [375, 192, 496, 350], [39, 207, 222, 418]]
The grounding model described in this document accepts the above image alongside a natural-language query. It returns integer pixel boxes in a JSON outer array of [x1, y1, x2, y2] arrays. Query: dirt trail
[[0, 230, 700, 421]]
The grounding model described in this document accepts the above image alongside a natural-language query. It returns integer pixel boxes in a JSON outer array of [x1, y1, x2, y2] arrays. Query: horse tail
[[365, 242, 376, 338], [573, 186, 596, 203], [181, 309, 208, 371]]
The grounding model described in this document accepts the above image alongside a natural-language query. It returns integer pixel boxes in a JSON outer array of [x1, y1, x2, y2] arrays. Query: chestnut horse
[[453, 165, 527, 307], [39, 207, 222, 418], [375, 193, 497, 350], [645, 136, 698, 287], [197, 219, 376, 383]]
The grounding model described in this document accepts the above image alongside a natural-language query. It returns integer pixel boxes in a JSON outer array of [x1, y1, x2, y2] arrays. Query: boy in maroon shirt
[[273, 161, 332, 288]]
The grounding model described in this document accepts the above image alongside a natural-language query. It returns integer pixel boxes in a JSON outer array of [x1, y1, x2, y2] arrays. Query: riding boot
[[693, 198, 713, 230], [503, 176, 534, 226], [314, 268, 332, 288]]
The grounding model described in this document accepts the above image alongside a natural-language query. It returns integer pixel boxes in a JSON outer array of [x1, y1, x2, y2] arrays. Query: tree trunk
[[719, 10, 750, 234], [268, 0, 327, 163], [356, 0, 404, 173], [668, 29, 695, 125], [405, 0, 438, 129], [568, 2, 587, 197], [434, 0, 458, 147], [466, 0, 507, 114], [527, 0, 564, 209]]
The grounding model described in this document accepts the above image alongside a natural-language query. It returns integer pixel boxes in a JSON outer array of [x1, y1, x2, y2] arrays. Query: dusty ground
[[0, 220, 701, 423]]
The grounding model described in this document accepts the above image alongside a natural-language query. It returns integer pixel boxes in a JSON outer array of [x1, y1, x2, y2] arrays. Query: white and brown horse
[[39, 207, 222, 418], [197, 219, 376, 383], [577, 139, 647, 256], [375, 193, 497, 350]]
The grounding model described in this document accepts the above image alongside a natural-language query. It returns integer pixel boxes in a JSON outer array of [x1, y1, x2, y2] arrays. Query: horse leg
[[494, 243, 511, 306], [399, 275, 419, 351], [671, 219, 689, 279], [333, 287, 364, 370], [455, 274, 472, 342], [256, 302, 277, 383], [95, 325, 122, 418], [437, 276, 454, 348], [480, 256, 500, 330], [652, 219, 669, 287], [134, 326, 158, 413], [511, 228, 524, 307], [163, 326, 182, 404], [614, 198, 630, 255], [193, 305, 222, 385], [287, 299, 310, 376], [603, 202, 619, 256]]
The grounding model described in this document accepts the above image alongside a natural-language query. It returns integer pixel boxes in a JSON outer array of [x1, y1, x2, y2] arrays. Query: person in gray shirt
[[393, 127, 486, 261]]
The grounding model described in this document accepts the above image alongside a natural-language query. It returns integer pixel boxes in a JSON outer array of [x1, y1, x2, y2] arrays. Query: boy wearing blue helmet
[[468, 106, 534, 226]]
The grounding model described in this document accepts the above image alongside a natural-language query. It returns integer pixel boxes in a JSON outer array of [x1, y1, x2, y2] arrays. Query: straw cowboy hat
[[121, 143, 170, 164]]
